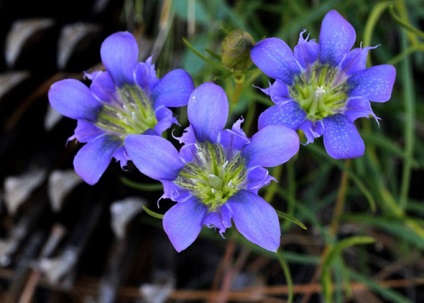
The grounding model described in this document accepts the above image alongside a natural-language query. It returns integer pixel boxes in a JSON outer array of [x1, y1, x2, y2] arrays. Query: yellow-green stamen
[[175, 142, 247, 211], [96, 84, 157, 138], [289, 63, 349, 121]]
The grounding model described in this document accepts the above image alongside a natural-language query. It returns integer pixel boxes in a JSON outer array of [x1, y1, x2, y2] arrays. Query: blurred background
[[0, 0, 423, 302]]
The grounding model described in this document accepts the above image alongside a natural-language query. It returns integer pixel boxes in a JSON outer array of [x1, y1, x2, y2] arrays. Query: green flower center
[[175, 142, 247, 211], [289, 63, 349, 121], [96, 84, 157, 138]]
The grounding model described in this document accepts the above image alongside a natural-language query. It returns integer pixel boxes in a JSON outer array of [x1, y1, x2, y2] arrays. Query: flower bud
[[221, 29, 254, 72]]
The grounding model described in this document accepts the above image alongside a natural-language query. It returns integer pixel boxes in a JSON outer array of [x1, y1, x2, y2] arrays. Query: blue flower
[[251, 10, 396, 159], [49, 32, 194, 185], [125, 82, 299, 252]]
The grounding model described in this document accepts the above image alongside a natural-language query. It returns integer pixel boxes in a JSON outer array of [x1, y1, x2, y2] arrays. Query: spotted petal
[[125, 134, 184, 180], [100, 32, 138, 86], [267, 79, 291, 104], [258, 101, 306, 130], [251, 38, 301, 85], [49, 79, 101, 121], [294, 31, 319, 69], [73, 135, 121, 185], [348, 65, 396, 102], [322, 114, 364, 159], [341, 46, 377, 76], [319, 10, 356, 66], [163, 198, 208, 252], [187, 82, 229, 143], [345, 98, 376, 122], [228, 190, 281, 252]]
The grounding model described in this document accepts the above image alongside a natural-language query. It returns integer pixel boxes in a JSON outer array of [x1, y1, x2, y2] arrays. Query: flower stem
[[276, 249, 294, 303], [330, 159, 350, 235]]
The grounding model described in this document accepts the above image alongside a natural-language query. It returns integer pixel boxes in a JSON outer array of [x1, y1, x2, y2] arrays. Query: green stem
[[389, 4, 424, 41], [396, 0, 415, 209], [276, 249, 294, 303], [363, 2, 392, 51], [283, 159, 296, 230]]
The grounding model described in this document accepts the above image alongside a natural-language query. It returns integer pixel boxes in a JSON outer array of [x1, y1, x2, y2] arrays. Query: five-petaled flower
[[251, 10, 396, 159], [125, 82, 300, 252], [49, 31, 194, 185]]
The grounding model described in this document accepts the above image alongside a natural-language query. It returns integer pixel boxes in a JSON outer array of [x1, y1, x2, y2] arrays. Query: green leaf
[[183, 38, 225, 69], [276, 210, 307, 230], [322, 236, 375, 272], [142, 205, 164, 220], [120, 177, 163, 191], [344, 214, 424, 249]]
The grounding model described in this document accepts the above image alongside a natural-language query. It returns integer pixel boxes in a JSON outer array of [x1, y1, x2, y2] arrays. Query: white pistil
[[315, 85, 326, 97]]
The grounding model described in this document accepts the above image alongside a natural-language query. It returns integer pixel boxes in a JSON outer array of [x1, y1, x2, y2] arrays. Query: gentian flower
[[251, 10, 396, 159], [49, 32, 194, 184], [125, 82, 299, 252]]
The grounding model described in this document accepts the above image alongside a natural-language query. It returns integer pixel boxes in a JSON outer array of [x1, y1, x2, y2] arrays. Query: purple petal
[[70, 120, 103, 143], [344, 97, 376, 122], [49, 79, 101, 121], [179, 143, 197, 163], [177, 125, 196, 146], [187, 82, 228, 143], [322, 114, 365, 159], [153, 107, 177, 135], [100, 32, 138, 86], [203, 212, 226, 234], [341, 46, 378, 76], [73, 135, 121, 185], [348, 65, 396, 102], [294, 30, 319, 69], [251, 38, 301, 85], [242, 125, 299, 168], [228, 190, 281, 252], [152, 69, 194, 108], [135, 57, 159, 93], [88, 70, 118, 104], [161, 180, 191, 202], [218, 118, 250, 154], [246, 166, 275, 194], [163, 198, 208, 252], [258, 101, 306, 130], [219, 203, 233, 229], [125, 134, 184, 180], [319, 10, 356, 66], [298, 120, 324, 144], [267, 79, 291, 104], [112, 145, 129, 169], [202, 203, 233, 235]]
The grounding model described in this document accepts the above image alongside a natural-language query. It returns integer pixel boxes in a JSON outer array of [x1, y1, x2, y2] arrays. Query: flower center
[[289, 63, 349, 121], [175, 142, 247, 211], [95, 84, 157, 138]]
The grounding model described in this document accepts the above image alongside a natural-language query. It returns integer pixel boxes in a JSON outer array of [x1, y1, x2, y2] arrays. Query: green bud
[[221, 29, 254, 72]]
